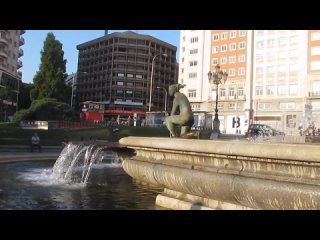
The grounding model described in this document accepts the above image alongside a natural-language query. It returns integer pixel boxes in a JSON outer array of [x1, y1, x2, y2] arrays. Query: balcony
[[20, 30, 26, 35], [19, 36, 25, 46], [17, 60, 23, 69], [0, 49, 8, 58], [18, 48, 24, 57], [17, 71, 22, 78], [0, 36, 9, 46], [308, 91, 320, 98]]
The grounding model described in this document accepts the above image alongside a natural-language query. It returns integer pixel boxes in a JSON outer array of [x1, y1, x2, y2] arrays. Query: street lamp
[[207, 64, 228, 136], [156, 86, 168, 113], [71, 71, 87, 109], [148, 53, 167, 112]]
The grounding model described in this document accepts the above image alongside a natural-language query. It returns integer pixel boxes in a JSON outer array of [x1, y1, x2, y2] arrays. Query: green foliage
[[32, 32, 69, 103], [18, 84, 32, 110], [12, 98, 73, 122]]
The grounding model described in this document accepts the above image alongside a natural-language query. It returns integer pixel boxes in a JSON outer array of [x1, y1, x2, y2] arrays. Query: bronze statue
[[165, 84, 198, 138]]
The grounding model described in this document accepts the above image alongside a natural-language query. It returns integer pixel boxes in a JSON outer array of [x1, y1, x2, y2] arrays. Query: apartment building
[[178, 30, 212, 128], [253, 30, 308, 134], [0, 30, 25, 121], [76, 31, 177, 119], [179, 30, 320, 135], [179, 30, 252, 133], [306, 30, 320, 129]]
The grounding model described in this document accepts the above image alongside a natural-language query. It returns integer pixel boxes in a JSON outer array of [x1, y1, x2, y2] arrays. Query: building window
[[266, 85, 274, 96], [238, 67, 245, 75], [189, 60, 198, 67], [267, 52, 275, 62], [229, 43, 236, 51], [127, 73, 134, 78], [289, 84, 297, 95], [190, 49, 198, 54], [217, 103, 224, 110], [286, 115, 296, 128], [290, 36, 299, 45], [220, 89, 225, 98], [213, 34, 219, 41], [212, 46, 218, 53], [311, 31, 320, 41], [117, 81, 124, 86], [267, 39, 275, 47], [238, 88, 244, 97], [229, 87, 235, 97], [229, 68, 235, 76], [257, 41, 264, 49], [220, 57, 227, 64], [239, 55, 246, 62], [117, 73, 125, 77], [230, 31, 236, 38], [212, 58, 218, 65], [229, 55, 236, 63], [188, 90, 196, 98], [126, 90, 133, 97], [311, 61, 320, 70], [278, 37, 288, 46], [278, 85, 286, 95], [239, 30, 246, 36], [256, 54, 263, 62], [280, 102, 295, 110], [221, 44, 227, 52], [127, 82, 134, 87], [221, 32, 228, 40], [189, 72, 197, 78], [135, 74, 143, 79], [190, 37, 198, 43], [239, 42, 246, 49], [267, 66, 275, 73], [229, 103, 236, 109], [256, 86, 263, 96]]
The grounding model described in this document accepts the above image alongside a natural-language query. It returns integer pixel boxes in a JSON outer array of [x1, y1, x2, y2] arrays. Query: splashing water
[[51, 143, 121, 184]]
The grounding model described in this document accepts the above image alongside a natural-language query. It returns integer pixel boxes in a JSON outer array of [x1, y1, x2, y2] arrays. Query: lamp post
[[71, 71, 87, 109], [148, 53, 167, 112], [232, 82, 239, 134], [156, 86, 168, 113], [208, 64, 228, 136]]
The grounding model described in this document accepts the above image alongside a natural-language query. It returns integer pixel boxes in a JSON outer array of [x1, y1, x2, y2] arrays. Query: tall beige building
[[0, 30, 25, 120]]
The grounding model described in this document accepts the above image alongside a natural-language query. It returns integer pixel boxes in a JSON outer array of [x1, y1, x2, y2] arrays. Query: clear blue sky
[[21, 30, 180, 83]]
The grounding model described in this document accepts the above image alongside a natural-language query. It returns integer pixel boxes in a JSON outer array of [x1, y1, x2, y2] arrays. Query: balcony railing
[[19, 37, 25, 46], [309, 91, 320, 98], [0, 36, 9, 45], [17, 60, 23, 69], [0, 49, 8, 58], [20, 30, 26, 35], [18, 48, 24, 57]]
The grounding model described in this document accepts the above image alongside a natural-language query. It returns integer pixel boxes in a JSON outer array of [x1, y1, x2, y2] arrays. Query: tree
[[13, 98, 74, 122], [30, 32, 70, 103], [18, 84, 32, 110]]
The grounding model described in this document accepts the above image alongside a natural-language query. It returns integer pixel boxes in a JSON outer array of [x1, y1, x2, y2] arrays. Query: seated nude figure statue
[[165, 84, 198, 138]]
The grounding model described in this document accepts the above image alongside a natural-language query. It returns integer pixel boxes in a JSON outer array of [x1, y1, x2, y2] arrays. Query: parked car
[[245, 124, 285, 138]]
